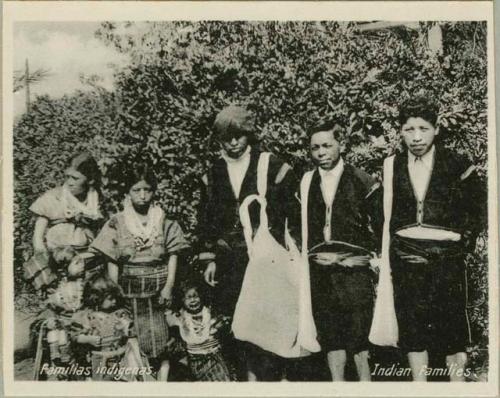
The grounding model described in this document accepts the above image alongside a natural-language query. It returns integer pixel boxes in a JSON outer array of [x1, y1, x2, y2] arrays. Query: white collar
[[408, 145, 435, 169], [318, 157, 344, 179], [123, 196, 164, 246], [61, 184, 102, 220], [220, 145, 251, 164]]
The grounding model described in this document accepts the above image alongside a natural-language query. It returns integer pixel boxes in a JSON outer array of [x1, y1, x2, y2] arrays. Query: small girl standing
[[166, 281, 234, 381]]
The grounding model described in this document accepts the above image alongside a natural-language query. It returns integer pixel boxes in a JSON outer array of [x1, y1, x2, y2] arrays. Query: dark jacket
[[290, 163, 382, 253], [198, 146, 297, 256], [390, 147, 486, 249]]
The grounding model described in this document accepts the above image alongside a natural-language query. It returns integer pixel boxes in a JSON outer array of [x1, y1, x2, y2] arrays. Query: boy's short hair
[[307, 120, 344, 142], [212, 106, 256, 142], [398, 96, 439, 127]]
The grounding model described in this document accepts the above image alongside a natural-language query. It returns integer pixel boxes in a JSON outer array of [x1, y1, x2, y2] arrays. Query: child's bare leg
[[408, 351, 428, 381], [354, 350, 371, 381], [327, 350, 346, 381], [446, 352, 467, 382], [157, 359, 170, 381]]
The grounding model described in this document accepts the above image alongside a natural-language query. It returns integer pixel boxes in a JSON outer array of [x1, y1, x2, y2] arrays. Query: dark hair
[[212, 106, 256, 143], [69, 152, 101, 187], [307, 120, 344, 142], [173, 279, 209, 311], [123, 162, 158, 193], [83, 275, 125, 310], [398, 96, 439, 127]]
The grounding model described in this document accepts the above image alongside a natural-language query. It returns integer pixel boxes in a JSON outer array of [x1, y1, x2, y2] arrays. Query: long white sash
[[368, 155, 399, 347], [297, 170, 321, 353]]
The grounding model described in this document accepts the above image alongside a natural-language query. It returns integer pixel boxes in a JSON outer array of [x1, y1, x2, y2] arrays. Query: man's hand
[[369, 256, 382, 274], [311, 252, 352, 266], [339, 255, 371, 268], [399, 254, 428, 264], [204, 262, 218, 287]]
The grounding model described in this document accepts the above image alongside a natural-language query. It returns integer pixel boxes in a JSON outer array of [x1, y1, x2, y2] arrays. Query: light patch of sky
[[13, 22, 129, 116]]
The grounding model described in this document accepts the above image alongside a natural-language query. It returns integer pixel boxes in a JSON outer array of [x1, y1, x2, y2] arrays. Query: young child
[[72, 275, 151, 381], [166, 281, 234, 381], [381, 96, 486, 381], [32, 278, 85, 380]]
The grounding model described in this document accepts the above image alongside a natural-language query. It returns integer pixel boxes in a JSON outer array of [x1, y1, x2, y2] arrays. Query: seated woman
[[24, 152, 104, 292], [90, 161, 189, 381]]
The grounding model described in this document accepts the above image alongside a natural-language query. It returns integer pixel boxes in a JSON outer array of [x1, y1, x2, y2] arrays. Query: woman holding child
[[24, 152, 104, 292]]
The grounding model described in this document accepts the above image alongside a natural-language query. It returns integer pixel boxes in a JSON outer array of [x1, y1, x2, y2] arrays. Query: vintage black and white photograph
[[2, 1, 497, 396]]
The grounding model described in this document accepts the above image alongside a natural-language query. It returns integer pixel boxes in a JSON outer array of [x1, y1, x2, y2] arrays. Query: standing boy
[[385, 96, 485, 381], [295, 121, 381, 381], [198, 105, 297, 380]]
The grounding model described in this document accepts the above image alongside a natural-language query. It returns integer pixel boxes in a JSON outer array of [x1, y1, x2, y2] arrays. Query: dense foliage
[[14, 21, 488, 373]]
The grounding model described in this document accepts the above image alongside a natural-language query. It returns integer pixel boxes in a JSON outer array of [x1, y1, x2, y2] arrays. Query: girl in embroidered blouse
[[25, 152, 104, 292], [90, 162, 189, 381], [166, 280, 234, 381]]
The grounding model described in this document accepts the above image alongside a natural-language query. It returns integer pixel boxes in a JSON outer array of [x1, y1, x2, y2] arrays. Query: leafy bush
[[14, 21, 488, 370]]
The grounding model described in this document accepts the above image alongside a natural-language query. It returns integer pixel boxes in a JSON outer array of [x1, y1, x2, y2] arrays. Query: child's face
[[401, 117, 438, 157], [101, 294, 117, 311], [183, 288, 202, 313]]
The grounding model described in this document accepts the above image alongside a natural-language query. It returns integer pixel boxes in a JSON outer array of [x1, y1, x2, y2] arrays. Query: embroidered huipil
[[91, 210, 189, 358]]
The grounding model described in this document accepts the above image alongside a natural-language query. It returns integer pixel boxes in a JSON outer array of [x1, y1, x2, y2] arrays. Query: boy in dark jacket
[[198, 105, 297, 381], [386, 96, 486, 381], [293, 121, 382, 381]]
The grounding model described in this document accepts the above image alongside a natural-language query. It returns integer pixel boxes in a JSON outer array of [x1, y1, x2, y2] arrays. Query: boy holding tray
[[383, 96, 486, 381], [293, 121, 382, 381]]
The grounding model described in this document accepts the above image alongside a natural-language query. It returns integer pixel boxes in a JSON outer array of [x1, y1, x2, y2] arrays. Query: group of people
[[23, 95, 485, 382]]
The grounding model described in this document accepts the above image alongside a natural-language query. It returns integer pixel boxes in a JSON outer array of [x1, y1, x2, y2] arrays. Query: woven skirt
[[188, 351, 234, 381], [120, 263, 170, 359]]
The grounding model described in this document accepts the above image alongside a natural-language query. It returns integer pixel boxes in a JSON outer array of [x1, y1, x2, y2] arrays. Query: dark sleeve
[[287, 180, 302, 249], [267, 155, 299, 246], [354, 167, 383, 253], [365, 181, 383, 253], [460, 166, 487, 251], [196, 172, 217, 254]]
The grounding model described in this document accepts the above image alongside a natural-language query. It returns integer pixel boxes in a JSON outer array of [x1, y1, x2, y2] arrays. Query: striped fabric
[[130, 297, 169, 358], [188, 351, 234, 381], [186, 339, 221, 355], [120, 263, 169, 299], [23, 253, 57, 291]]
